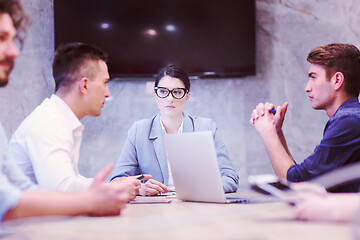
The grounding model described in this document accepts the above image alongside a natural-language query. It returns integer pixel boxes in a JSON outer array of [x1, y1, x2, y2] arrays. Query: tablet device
[[248, 174, 293, 199]]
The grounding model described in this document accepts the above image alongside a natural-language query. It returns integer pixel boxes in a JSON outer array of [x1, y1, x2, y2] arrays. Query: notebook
[[164, 131, 273, 204]]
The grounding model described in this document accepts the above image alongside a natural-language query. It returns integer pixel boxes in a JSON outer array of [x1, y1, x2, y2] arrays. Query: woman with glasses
[[110, 64, 239, 195]]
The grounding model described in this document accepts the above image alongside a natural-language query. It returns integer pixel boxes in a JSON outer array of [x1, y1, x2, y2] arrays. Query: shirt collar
[[50, 94, 84, 131], [160, 117, 183, 134], [333, 97, 360, 117]]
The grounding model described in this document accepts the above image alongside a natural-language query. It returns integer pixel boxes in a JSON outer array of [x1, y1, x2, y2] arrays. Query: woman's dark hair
[[154, 64, 191, 91]]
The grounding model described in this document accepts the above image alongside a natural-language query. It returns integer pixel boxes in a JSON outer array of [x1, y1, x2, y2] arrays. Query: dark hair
[[154, 64, 191, 91], [0, 0, 30, 47], [307, 43, 360, 97], [52, 42, 108, 92]]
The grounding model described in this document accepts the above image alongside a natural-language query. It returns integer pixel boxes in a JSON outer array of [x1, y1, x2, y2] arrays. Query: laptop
[[164, 131, 274, 204]]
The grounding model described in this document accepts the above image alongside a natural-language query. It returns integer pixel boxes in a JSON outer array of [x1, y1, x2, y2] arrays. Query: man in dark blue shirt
[[250, 43, 360, 192]]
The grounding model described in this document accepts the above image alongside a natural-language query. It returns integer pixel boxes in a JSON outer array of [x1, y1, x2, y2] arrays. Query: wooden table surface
[[0, 193, 354, 240]]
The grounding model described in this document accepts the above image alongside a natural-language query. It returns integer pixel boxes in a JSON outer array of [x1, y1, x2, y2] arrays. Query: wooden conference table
[[0, 192, 354, 240]]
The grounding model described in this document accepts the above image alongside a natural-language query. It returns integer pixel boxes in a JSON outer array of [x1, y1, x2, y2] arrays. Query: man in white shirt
[[8, 42, 150, 192], [0, 0, 140, 222]]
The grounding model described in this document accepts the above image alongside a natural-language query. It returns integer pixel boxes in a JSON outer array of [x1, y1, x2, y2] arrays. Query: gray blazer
[[111, 113, 239, 193]]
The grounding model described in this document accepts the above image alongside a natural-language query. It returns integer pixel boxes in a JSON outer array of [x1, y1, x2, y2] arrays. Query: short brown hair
[[52, 42, 108, 92], [0, 0, 30, 46], [307, 43, 360, 97]]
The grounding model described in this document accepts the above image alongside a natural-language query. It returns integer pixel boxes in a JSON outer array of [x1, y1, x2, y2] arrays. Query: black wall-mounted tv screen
[[54, 0, 256, 79]]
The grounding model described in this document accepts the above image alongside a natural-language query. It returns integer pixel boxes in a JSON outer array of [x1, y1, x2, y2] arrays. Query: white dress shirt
[[9, 94, 93, 192]]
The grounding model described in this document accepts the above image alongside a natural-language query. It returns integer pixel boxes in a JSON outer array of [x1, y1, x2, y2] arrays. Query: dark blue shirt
[[287, 97, 360, 192]]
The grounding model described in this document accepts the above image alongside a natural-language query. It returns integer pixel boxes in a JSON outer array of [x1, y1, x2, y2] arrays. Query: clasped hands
[[250, 102, 288, 133]]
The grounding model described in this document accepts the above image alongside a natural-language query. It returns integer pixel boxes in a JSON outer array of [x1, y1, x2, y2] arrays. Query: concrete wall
[[1, 0, 359, 189]]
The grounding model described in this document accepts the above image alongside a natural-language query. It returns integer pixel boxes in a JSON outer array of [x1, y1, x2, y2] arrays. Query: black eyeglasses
[[154, 87, 188, 99]]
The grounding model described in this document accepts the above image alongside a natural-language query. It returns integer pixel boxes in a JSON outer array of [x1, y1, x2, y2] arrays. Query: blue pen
[[136, 175, 145, 180], [269, 109, 276, 114]]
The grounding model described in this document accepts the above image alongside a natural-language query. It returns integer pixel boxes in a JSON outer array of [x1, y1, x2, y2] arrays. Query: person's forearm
[[277, 129, 295, 162], [3, 189, 90, 221], [34, 154, 93, 192], [54, 175, 94, 192], [330, 194, 360, 222], [259, 128, 295, 179]]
